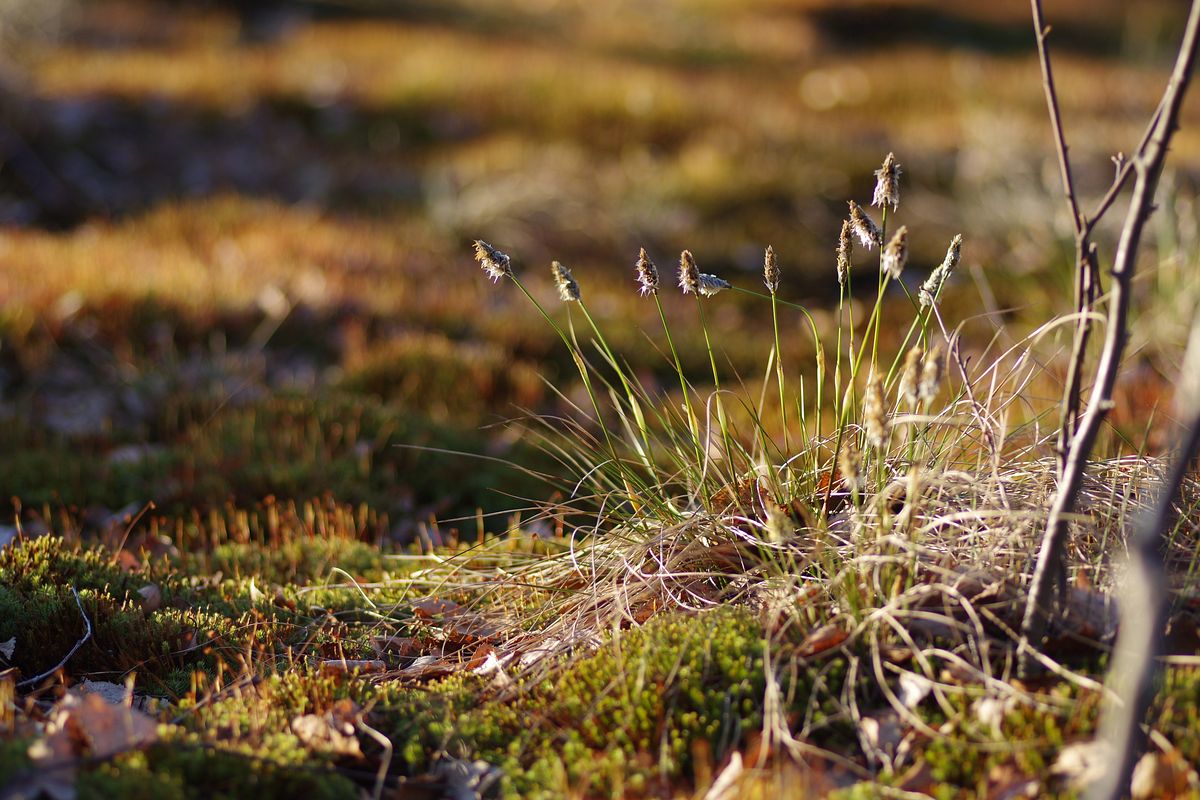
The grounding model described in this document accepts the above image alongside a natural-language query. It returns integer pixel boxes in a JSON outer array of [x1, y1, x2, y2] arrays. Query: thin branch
[[16, 588, 92, 689], [1031, 0, 1102, 477], [1085, 100, 1166, 234], [1088, 320, 1200, 800], [1030, 1, 1084, 235], [1020, 0, 1200, 674]]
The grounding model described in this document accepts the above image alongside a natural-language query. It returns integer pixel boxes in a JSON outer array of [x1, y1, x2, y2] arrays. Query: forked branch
[[1020, 0, 1200, 672]]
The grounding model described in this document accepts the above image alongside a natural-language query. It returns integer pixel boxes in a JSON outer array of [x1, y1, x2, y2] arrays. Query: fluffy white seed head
[[881, 226, 909, 279], [473, 239, 512, 282], [848, 201, 881, 250], [919, 234, 963, 308], [864, 372, 890, 450], [872, 152, 902, 211], [551, 260, 580, 302], [635, 247, 659, 296], [899, 346, 924, 408]]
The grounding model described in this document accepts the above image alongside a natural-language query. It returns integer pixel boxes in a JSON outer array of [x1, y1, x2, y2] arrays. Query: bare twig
[[1088, 319, 1200, 800], [16, 588, 92, 689], [1029, 0, 1105, 477], [1020, 0, 1200, 673], [1029, 2, 1084, 237]]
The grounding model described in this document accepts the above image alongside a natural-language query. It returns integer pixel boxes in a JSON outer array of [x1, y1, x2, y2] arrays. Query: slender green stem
[[509, 276, 634, 501], [695, 296, 737, 473], [769, 293, 790, 453], [577, 299, 655, 476], [871, 205, 889, 371]]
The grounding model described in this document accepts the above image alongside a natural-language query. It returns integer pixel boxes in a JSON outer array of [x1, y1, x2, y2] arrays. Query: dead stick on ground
[[1020, 0, 1200, 675], [16, 587, 92, 689]]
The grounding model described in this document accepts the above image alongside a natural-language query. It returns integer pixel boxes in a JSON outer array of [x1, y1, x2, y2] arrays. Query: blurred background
[[1, 0, 1198, 539]]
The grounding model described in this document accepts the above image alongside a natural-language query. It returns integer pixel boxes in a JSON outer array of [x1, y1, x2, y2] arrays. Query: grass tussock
[[7, 2, 1200, 798]]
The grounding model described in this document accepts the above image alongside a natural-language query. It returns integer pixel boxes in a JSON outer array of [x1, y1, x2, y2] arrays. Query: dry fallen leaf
[[137, 584, 162, 613], [798, 623, 849, 658], [398, 655, 456, 681], [1130, 749, 1196, 799], [411, 598, 461, 619], [411, 598, 501, 644], [369, 635, 421, 659], [30, 689, 159, 778], [291, 701, 362, 758], [1051, 739, 1110, 791]]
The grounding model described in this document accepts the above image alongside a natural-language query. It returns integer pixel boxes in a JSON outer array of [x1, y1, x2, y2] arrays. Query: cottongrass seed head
[[836, 219, 852, 288], [698, 273, 732, 297], [763, 245, 780, 294], [848, 201, 882, 250], [881, 225, 908, 279], [864, 371, 890, 450], [473, 239, 513, 282], [679, 250, 731, 297], [551, 261, 580, 302], [678, 249, 700, 295], [919, 343, 945, 405], [635, 247, 659, 296], [899, 346, 924, 408], [872, 152, 901, 211], [919, 234, 963, 308]]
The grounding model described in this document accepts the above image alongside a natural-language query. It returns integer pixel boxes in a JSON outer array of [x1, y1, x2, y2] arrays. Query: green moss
[[78, 738, 360, 800], [372, 606, 845, 799]]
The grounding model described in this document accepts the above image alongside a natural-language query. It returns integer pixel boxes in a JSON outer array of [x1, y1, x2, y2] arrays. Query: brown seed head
[[864, 372, 890, 450], [763, 245, 780, 294], [920, 344, 945, 405], [919, 234, 963, 308], [551, 261, 580, 302], [872, 152, 902, 211], [678, 250, 700, 295], [635, 247, 660, 296], [899, 346, 924, 408], [881, 226, 909, 279], [848, 201, 881, 250], [836, 219, 852, 288], [839, 440, 862, 494], [473, 239, 512, 282]]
